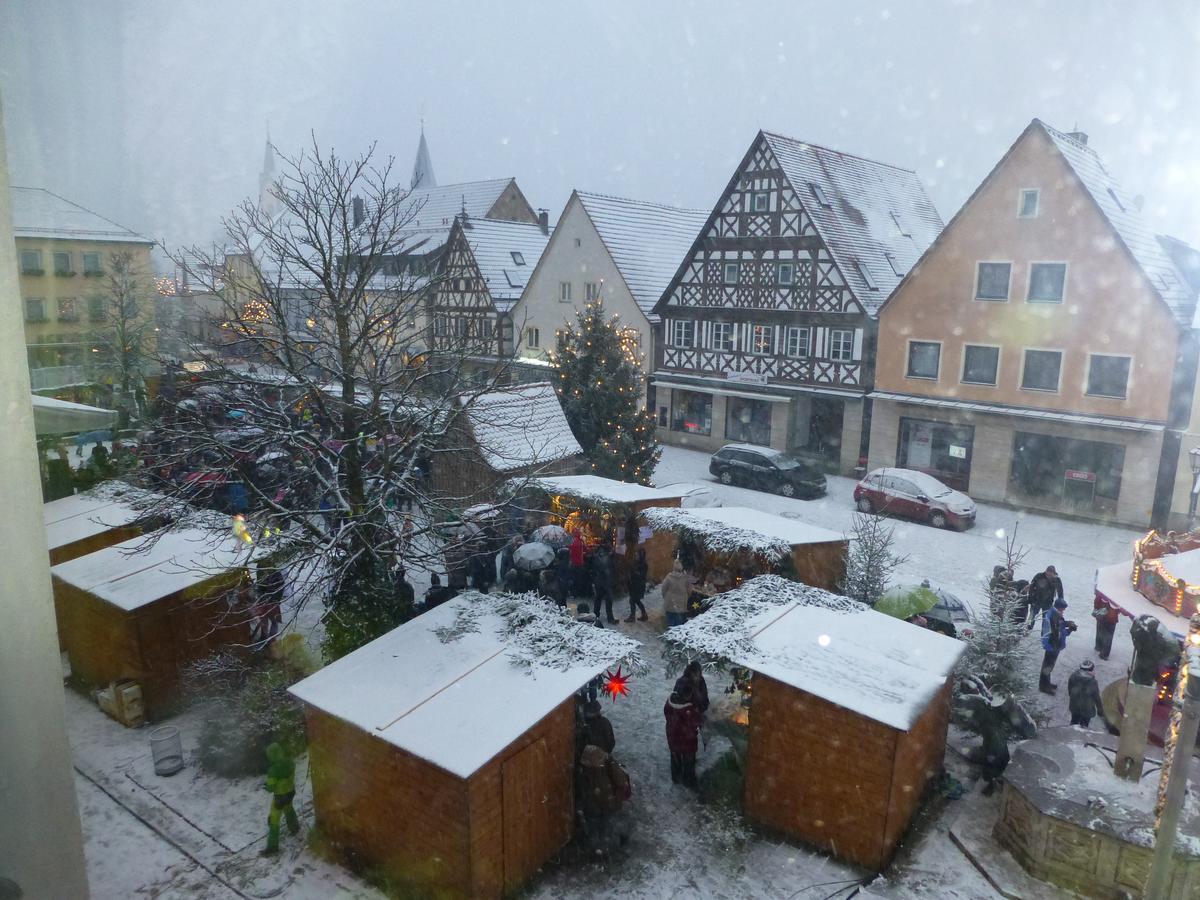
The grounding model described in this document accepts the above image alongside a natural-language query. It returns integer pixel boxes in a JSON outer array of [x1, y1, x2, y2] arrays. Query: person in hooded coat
[[583, 700, 616, 753], [1027, 565, 1064, 629], [664, 684, 703, 788], [660, 560, 696, 628], [673, 660, 710, 715], [1068, 659, 1109, 728]]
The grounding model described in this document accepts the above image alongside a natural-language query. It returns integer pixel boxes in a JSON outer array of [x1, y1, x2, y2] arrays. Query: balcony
[[29, 365, 91, 391]]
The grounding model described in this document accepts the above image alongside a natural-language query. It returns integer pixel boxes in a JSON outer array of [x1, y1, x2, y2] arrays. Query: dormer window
[[510, 251, 525, 266], [808, 182, 832, 208], [885, 253, 904, 277], [1018, 189, 1040, 218], [854, 260, 879, 290], [890, 211, 910, 237]]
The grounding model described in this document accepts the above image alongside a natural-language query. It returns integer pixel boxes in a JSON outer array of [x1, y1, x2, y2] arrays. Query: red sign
[[1065, 469, 1096, 483]]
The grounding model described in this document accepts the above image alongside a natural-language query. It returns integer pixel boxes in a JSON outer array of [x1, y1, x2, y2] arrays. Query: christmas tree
[[550, 301, 661, 484]]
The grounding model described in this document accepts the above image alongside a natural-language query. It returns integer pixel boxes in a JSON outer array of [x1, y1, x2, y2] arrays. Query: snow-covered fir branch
[[641, 507, 791, 561]]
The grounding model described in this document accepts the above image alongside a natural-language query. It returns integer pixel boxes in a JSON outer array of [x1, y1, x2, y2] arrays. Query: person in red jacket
[[664, 684, 703, 788], [568, 529, 587, 598], [1093, 595, 1120, 661]]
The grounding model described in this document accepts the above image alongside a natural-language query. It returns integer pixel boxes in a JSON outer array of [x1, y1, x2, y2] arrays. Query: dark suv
[[708, 444, 826, 499]]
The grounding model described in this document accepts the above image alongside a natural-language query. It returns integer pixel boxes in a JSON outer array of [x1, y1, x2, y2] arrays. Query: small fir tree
[[839, 512, 907, 605], [550, 301, 660, 484]]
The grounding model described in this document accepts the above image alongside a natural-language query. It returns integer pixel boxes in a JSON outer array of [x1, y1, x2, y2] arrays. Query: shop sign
[[948, 445, 967, 459], [725, 369, 768, 385], [1065, 469, 1096, 482]]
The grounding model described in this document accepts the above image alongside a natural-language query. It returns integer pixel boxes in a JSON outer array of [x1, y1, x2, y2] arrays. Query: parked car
[[708, 444, 826, 499], [853, 467, 976, 529]]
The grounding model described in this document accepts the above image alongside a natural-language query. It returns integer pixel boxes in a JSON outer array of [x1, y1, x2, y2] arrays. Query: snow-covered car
[[853, 467, 976, 530]]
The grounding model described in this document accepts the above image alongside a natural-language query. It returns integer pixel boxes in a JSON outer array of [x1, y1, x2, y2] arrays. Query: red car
[[853, 467, 976, 530]]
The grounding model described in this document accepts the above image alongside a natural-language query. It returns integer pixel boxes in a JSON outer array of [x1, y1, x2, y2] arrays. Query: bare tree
[[90, 250, 155, 427], [839, 512, 908, 605]]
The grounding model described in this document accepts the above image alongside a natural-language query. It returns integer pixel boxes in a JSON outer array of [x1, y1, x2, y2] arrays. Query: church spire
[[258, 131, 280, 217], [410, 122, 437, 191]]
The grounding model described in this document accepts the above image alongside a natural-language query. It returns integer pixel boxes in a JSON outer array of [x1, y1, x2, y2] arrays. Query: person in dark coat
[[1068, 659, 1109, 728], [467, 548, 494, 594], [673, 660, 710, 715], [498, 535, 523, 584], [568, 530, 587, 597], [583, 700, 616, 753], [503, 565, 524, 594], [625, 547, 649, 622], [976, 696, 1014, 796], [1027, 565, 1064, 630], [591, 544, 616, 624], [393, 566, 415, 609], [539, 566, 566, 607], [1093, 596, 1120, 660], [1040, 597, 1075, 694], [664, 684, 703, 788], [423, 573, 456, 609]]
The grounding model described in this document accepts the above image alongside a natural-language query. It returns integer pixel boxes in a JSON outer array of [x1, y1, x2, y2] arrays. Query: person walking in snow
[[664, 683, 703, 788], [660, 560, 696, 628], [1067, 659, 1110, 729], [262, 743, 300, 855], [625, 547, 649, 622], [1027, 565, 1064, 630], [1040, 597, 1075, 694]]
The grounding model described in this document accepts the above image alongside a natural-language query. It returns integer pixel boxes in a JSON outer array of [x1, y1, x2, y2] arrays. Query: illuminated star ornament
[[231, 514, 254, 544], [602, 666, 631, 701]]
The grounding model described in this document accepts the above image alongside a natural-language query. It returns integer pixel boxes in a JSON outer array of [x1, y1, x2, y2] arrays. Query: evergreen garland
[[550, 301, 661, 484]]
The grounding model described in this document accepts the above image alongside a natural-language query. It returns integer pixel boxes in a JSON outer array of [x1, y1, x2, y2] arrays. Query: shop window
[[1086, 354, 1131, 399], [829, 329, 854, 362], [897, 417, 974, 491], [1027, 262, 1067, 303], [975, 262, 1011, 300], [709, 322, 734, 352], [1009, 431, 1125, 513], [725, 397, 772, 446], [1021, 349, 1062, 392], [962, 345, 999, 385], [670, 320, 695, 348], [750, 324, 773, 355], [670, 389, 712, 435], [906, 341, 940, 379], [785, 326, 810, 358]]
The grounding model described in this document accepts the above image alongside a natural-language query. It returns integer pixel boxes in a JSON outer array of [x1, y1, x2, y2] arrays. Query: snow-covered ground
[[74, 444, 1148, 898]]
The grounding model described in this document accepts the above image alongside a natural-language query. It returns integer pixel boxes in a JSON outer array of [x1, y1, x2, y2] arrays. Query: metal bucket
[[149, 725, 184, 776]]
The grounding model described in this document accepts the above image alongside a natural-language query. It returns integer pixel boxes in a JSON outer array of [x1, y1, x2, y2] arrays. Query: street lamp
[[1189, 447, 1200, 531]]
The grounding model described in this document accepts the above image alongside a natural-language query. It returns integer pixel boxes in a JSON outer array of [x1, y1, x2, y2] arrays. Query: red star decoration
[[602, 666, 631, 701]]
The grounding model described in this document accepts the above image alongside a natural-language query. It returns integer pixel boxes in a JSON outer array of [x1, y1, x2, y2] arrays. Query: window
[[670, 319, 695, 348], [24, 297, 45, 321], [558, 281, 572, 302], [709, 321, 734, 352], [1087, 354, 1131, 398], [829, 329, 854, 362], [750, 324, 773, 355], [885, 252, 904, 277], [752, 192, 770, 212], [962, 345, 999, 385], [19, 249, 42, 274], [1027, 262, 1067, 303], [898, 418, 974, 489], [83, 252, 102, 275], [906, 341, 941, 379], [777, 262, 794, 286], [57, 297, 78, 321], [433, 316, 447, 336], [785, 326, 810, 358], [809, 182, 832, 208], [723, 262, 739, 285], [1018, 189, 1040, 218], [87, 296, 106, 322], [53, 251, 73, 275], [585, 282, 601, 302], [725, 397, 772, 445], [525, 327, 539, 349], [670, 389, 712, 435], [854, 260, 878, 290], [1021, 349, 1062, 392], [890, 211, 910, 237], [975, 262, 1011, 300], [510, 251, 525, 266]]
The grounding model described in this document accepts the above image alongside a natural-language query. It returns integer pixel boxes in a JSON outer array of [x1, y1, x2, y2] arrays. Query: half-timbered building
[[651, 130, 942, 473]]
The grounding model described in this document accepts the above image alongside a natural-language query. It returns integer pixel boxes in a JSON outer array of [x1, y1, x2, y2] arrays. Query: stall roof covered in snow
[[289, 593, 640, 778], [522, 474, 693, 507], [456, 216, 552, 309], [10, 186, 153, 244], [666, 575, 963, 731], [50, 527, 250, 612], [43, 483, 165, 551], [465, 382, 582, 472], [644, 506, 845, 559], [574, 191, 709, 315]]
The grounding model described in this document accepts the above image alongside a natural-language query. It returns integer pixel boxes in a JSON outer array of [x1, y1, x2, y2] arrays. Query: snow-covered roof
[[1095, 561, 1188, 639], [43, 483, 164, 552], [761, 131, 943, 315], [10, 186, 152, 244], [403, 178, 522, 245], [644, 506, 845, 559], [524, 474, 692, 507], [459, 216, 552, 310], [465, 382, 582, 473], [575, 191, 708, 314], [1038, 121, 1198, 326], [667, 575, 963, 731], [289, 592, 639, 778], [50, 527, 250, 612], [31, 394, 117, 435]]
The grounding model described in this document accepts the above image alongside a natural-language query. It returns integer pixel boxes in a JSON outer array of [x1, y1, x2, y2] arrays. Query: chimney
[[537, 208, 549, 234], [352, 196, 365, 227], [1065, 130, 1089, 146]]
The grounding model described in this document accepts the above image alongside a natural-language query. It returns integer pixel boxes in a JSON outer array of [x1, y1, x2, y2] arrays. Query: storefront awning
[[869, 391, 1164, 433], [652, 379, 792, 403]]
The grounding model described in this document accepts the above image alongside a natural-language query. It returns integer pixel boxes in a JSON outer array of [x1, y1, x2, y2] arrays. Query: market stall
[[663, 575, 963, 871], [289, 593, 640, 899], [43, 482, 168, 565], [50, 526, 253, 721], [642, 506, 848, 590]]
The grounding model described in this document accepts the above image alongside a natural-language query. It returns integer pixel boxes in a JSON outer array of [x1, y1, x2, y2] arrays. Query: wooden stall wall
[[49, 524, 142, 566], [882, 678, 953, 858], [791, 540, 848, 592], [306, 708, 475, 897], [53, 580, 141, 689], [743, 673, 899, 870]]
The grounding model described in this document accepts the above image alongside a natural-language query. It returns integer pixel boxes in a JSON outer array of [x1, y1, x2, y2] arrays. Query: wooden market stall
[[665, 575, 964, 871], [289, 593, 639, 899], [642, 505, 848, 590], [43, 483, 168, 565], [50, 527, 253, 720]]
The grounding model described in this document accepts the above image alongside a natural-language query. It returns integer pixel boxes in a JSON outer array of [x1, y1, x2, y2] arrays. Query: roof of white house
[[1038, 121, 1198, 326], [575, 191, 709, 315], [761, 132, 943, 314], [10, 187, 152, 244], [524, 474, 694, 506], [643, 506, 845, 559], [289, 593, 638, 778], [458, 216, 552, 309], [50, 527, 249, 612], [465, 381, 581, 472], [43, 483, 163, 552]]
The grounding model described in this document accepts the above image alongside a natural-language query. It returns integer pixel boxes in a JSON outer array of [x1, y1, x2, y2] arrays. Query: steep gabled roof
[[404, 178, 521, 242], [759, 132, 943, 314], [1039, 120, 1196, 325], [10, 187, 152, 244], [464, 381, 581, 472], [457, 216, 552, 310], [574, 191, 709, 314]]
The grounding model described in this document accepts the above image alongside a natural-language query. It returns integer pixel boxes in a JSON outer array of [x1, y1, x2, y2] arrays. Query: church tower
[[410, 124, 437, 190], [258, 133, 281, 217]]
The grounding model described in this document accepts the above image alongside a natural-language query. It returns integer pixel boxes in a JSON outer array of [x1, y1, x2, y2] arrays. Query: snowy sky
[[2, 0, 1198, 262]]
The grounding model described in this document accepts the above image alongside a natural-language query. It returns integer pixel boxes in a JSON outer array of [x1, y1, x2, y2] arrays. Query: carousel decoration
[[1131, 529, 1200, 618]]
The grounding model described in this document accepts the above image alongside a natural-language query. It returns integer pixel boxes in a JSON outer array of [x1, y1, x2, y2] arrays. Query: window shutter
[[772, 325, 781, 355], [852, 329, 863, 360]]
